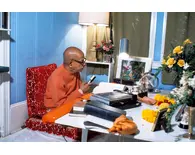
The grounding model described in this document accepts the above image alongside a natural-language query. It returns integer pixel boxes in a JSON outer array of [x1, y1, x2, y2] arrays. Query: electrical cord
[[63, 136, 68, 142]]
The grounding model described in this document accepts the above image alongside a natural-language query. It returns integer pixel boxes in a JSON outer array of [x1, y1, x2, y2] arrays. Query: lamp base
[[88, 47, 97, 62]]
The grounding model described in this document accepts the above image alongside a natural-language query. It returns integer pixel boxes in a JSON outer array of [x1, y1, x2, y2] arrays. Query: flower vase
[[103, 53, 112, 63], [183, 106, 195, 139]]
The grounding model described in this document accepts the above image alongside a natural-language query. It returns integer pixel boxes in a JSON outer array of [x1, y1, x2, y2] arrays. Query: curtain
[[112, 12, 151, 76], [86, 25, 110, 61], [86, 25, 110, 74], [112, 12, 151, 57], [162, 12, 195, 84]]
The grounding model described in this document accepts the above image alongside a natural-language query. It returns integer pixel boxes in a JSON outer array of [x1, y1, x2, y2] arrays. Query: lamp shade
[[79, 12, 109, 26]]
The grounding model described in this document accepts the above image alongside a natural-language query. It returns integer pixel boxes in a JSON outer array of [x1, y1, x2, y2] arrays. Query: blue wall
[[10, 12, 83, 104], [152, 12, 175, 90]]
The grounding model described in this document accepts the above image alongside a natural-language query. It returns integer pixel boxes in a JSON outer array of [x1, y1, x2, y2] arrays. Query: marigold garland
[[142, 109, 157, 123], [142, 94, 175, 124], [154, 94, 175, 106]]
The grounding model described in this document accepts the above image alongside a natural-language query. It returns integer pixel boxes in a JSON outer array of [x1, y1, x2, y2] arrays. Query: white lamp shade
[[79, 12, 109, 26]]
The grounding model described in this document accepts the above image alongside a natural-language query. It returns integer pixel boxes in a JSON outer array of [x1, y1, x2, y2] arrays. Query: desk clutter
[[82, 101, 138, 135], [90, 91, 141, 110], [69, 82, 179, 135], [69, 87, 141, 135]]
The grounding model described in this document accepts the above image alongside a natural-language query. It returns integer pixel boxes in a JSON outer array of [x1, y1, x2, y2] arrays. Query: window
[[162, 12, 195, 84]]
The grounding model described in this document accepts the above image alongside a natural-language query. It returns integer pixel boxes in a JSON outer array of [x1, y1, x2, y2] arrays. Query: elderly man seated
[[44, 46, 156, 113], [44, 47, 91, 110]]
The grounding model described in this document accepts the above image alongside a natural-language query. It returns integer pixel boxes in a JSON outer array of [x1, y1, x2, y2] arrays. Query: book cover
[[92, 91, 133, 102], [84, 100, 126, 121]]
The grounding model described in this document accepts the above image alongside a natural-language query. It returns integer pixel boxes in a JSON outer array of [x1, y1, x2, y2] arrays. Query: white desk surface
[[55, 92, 195, 142]]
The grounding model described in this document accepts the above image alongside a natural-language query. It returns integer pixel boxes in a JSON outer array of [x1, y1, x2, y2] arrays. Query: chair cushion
[[26, 63, 57, 118]]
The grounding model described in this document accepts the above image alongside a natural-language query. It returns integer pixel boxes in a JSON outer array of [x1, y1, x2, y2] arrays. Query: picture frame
[[116, 56, 152, 82], [151, 108, 168, 132]]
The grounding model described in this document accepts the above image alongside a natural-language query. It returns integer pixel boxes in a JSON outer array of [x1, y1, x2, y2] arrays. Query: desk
[[55, 101, 195, 142], [55, 81, 195, 142]]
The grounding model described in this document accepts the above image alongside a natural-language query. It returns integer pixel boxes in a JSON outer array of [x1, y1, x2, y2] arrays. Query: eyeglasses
[[72, 58, 86, 65]]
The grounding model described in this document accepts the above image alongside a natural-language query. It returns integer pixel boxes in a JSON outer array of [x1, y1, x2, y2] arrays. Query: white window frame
[[148, 12, 157, 64], [0, 12, 10, 137], [150, 12, 168, 69]]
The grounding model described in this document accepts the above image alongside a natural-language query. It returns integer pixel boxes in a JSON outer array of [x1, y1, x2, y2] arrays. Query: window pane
[[162, 12, 195, 84]]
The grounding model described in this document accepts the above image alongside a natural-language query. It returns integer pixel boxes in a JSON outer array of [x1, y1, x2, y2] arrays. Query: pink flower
[[109, 45, 112, 48], [96, 44, 100, 48], [103, 46, 107, 50], [105, 47, 110, 51], [109, 40, 112, 43]]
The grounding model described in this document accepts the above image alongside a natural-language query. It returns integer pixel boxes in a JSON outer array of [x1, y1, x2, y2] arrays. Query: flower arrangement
[[95, 40, 114, 55], [156, 39, 195, 86], [161, 70, 195, 131], [154, 39, 195, 131]]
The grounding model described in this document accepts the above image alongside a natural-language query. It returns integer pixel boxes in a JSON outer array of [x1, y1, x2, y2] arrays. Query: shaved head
[[63, 46, 85, 73], [63, 47, 84, 64]]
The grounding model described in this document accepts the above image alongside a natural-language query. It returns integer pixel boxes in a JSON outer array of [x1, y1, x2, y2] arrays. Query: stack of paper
[[69, 101, 87, 117]]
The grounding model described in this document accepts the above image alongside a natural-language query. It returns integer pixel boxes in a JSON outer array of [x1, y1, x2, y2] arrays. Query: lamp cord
[[63, 136, 68, 142]]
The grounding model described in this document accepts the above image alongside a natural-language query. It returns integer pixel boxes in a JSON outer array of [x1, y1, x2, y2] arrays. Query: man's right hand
[[80, 82, 91, 93]]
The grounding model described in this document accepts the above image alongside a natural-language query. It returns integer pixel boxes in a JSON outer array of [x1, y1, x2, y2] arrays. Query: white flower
[[170, 86, 188, 101], [184, 63, 189, 70], [188, 76, 195, 89], [177, 86, 186, 100], [180, 76, 186, 85], [179, 71, 188, 86]]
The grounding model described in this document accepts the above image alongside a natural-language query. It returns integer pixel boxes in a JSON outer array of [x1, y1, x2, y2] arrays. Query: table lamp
[[79, 12, 109, 61]]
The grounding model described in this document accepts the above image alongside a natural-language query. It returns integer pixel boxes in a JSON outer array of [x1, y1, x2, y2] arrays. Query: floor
[[0, 128, 75, 142], [0, 128, 147, 142]]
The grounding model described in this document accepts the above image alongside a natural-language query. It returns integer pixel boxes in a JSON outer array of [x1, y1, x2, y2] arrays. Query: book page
[[93, 82, 125, 94]]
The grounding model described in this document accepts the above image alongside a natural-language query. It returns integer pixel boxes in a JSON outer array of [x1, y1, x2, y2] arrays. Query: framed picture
[[116, 56, 152, 82], [151, 108, 168, 132]]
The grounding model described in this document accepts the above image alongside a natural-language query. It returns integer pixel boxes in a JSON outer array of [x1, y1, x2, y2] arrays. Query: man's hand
[[137, 96, 156, 105], [80, 82, 91, 93]]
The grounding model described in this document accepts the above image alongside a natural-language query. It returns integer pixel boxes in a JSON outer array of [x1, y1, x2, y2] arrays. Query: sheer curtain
[[162, 12, 195, 84], [86, 25, 110, 61]]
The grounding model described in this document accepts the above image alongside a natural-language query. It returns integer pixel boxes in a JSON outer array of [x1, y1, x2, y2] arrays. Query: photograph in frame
[[116, 56, 152, 82]]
